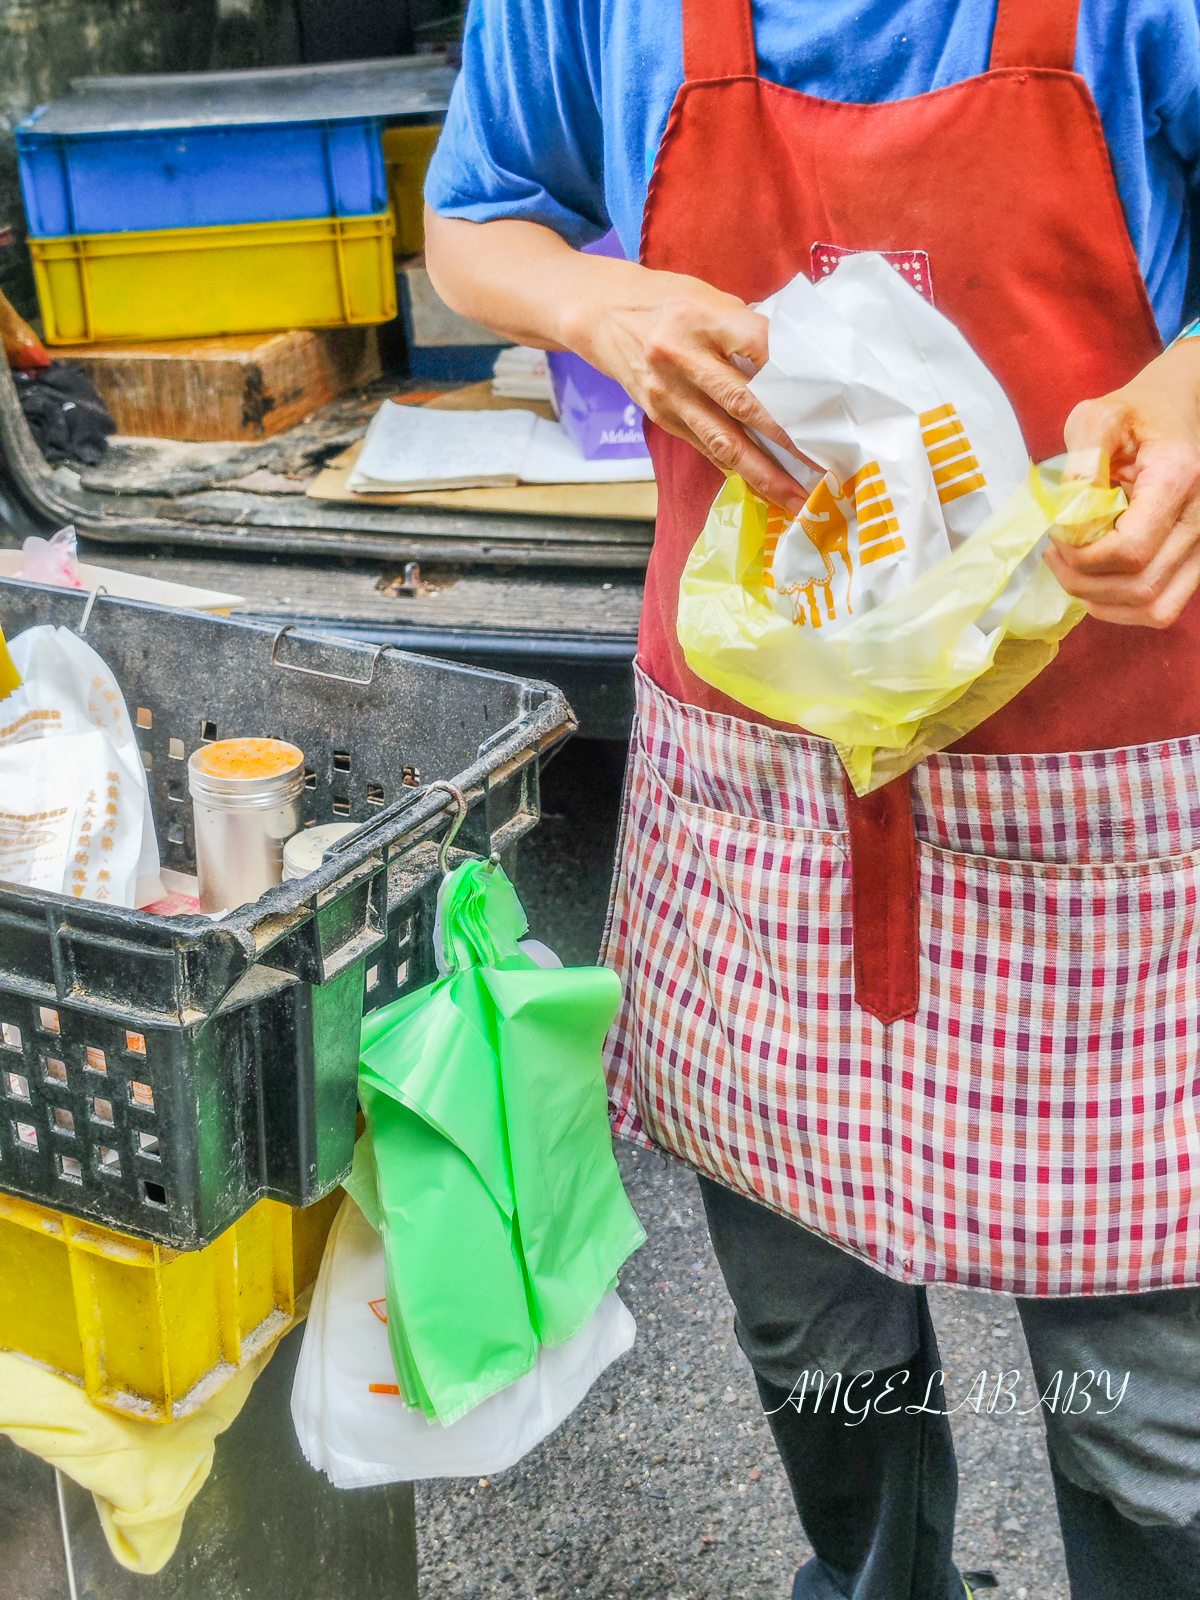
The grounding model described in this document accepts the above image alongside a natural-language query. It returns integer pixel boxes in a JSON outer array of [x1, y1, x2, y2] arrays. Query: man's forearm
[[424, 209, 660, 357], [421, 206, 809, 511]]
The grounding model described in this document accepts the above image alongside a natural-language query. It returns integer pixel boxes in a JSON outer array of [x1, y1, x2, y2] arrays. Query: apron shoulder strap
[[681, 0, 757, 82], [989, 0, 1081, 70], [682, 0, 1075, 83]]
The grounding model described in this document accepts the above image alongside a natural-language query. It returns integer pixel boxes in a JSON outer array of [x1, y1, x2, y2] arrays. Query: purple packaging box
[[547, 230, 651, 461], [547, 351, 649, 459]]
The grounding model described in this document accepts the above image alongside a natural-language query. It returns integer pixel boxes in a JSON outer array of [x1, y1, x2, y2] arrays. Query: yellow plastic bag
[[677, 456, 1126, 795], [0, 624, 19, 699]]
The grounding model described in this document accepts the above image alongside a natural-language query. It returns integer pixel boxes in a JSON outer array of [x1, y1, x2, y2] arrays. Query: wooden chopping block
[[51, 327, 381, 442]]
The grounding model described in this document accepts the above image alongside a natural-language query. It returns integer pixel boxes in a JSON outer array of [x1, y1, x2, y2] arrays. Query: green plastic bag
[[349, 861, 645, 1426]]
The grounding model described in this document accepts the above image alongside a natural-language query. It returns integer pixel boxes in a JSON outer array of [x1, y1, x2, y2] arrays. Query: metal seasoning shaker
[[188, 738, 306, 913]]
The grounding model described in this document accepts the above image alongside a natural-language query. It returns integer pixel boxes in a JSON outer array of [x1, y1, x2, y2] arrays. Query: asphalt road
[[415, 739, 1071, 1600]]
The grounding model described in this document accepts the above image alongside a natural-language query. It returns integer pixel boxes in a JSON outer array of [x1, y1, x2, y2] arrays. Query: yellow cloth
[[0, 1345, 275, 1574]]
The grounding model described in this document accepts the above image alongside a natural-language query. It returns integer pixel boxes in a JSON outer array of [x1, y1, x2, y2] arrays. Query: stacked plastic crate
[[15, 59, 454, 347], [0, 578, 571, 1422]]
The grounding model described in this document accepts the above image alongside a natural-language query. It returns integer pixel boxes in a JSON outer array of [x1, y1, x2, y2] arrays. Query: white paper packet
[[747, 253, 1030, 633], [0, 626, 163, 907]]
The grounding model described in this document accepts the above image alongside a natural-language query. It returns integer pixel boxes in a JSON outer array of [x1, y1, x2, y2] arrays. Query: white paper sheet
[[347, 401, 655, 491], [492, 345, 554, 402], [520, 418, 655, 483], [348, 403, 536, 491]]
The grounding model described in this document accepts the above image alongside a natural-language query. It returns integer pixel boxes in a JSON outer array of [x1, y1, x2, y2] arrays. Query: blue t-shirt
[[426, 0, 1200, 339]]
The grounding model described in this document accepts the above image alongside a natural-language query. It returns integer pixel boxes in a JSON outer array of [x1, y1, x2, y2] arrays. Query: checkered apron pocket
[[602, 666, 1200, 1296]]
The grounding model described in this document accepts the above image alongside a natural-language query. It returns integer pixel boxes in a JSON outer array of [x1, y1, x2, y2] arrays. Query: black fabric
[[697, 1174, 1200, 1600], [762, 1341, 962, 1600], [1017, 1285, 1200, 1528], [1049, 1460, 1200, 1600], [13, 362, 115, 466], [698, 1171, 921, 1384], [700, 1177, 963, 1600]]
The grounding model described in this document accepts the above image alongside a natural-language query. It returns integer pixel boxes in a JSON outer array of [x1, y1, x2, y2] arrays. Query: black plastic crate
[[0, 580, 574, 1247]]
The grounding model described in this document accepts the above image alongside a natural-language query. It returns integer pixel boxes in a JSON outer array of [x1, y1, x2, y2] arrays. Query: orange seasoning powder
[[190, 737, 304, 781]]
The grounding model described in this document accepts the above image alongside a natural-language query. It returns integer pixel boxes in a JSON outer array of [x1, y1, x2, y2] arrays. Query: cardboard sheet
[[424, 380, 555, 419]]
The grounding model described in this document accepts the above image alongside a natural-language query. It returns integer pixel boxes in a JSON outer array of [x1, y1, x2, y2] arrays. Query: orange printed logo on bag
[[920, 404, 986, 504], [846, 462, 903, 567], [763, 496, 845, 628], [765, 462, 903, 628]]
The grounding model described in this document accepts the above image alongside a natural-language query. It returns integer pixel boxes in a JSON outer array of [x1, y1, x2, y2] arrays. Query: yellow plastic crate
[[30, 213, 397, 346], [382, 124, 441, 256], [0, 1187, 340, 1421]]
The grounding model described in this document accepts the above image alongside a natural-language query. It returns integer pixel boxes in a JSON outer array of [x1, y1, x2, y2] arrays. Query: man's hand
[[1050, 339, 1200, 627], [424, 211, 808, 512], [567, 277, 809, 513]]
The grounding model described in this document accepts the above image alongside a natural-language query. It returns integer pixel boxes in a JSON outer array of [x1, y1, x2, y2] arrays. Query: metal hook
[[424, 781, 469, 876], [270, 624, 384, 685], [76, 585, 108, 637]]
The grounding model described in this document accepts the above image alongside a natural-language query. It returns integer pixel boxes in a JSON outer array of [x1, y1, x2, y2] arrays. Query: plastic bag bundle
[[0, 625, 163, 905], [291, 1188, 637, 1488], [348, 860, 644, 1427], [677, 253, 1127, 793]]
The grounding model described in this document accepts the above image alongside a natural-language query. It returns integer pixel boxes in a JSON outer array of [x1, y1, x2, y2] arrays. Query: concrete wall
[[0, 0, 301, 317]]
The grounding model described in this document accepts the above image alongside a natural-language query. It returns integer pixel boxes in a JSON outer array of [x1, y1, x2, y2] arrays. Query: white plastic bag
[[291, 1196, 637, 1488], [0, 626, 163, 906], [747, 252, 1030, 629]]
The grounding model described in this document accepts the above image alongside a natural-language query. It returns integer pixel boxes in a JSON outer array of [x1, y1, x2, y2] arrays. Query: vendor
[[425, 3, 1200, 1597]]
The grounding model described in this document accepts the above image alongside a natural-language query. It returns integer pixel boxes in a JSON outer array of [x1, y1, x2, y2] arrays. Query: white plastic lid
[[282, 821, 359, 881]]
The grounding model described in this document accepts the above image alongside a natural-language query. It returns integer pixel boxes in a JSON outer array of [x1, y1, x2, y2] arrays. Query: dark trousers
[[698, 1176, 1200, 1600]]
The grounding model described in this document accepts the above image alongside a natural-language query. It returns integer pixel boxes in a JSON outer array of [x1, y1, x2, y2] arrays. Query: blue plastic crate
[[16, 57, 455, 239], [18, 118, 388, 236]]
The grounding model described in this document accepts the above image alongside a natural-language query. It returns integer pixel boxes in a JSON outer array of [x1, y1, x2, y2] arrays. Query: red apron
[[601, 0, 1200, 1293]]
